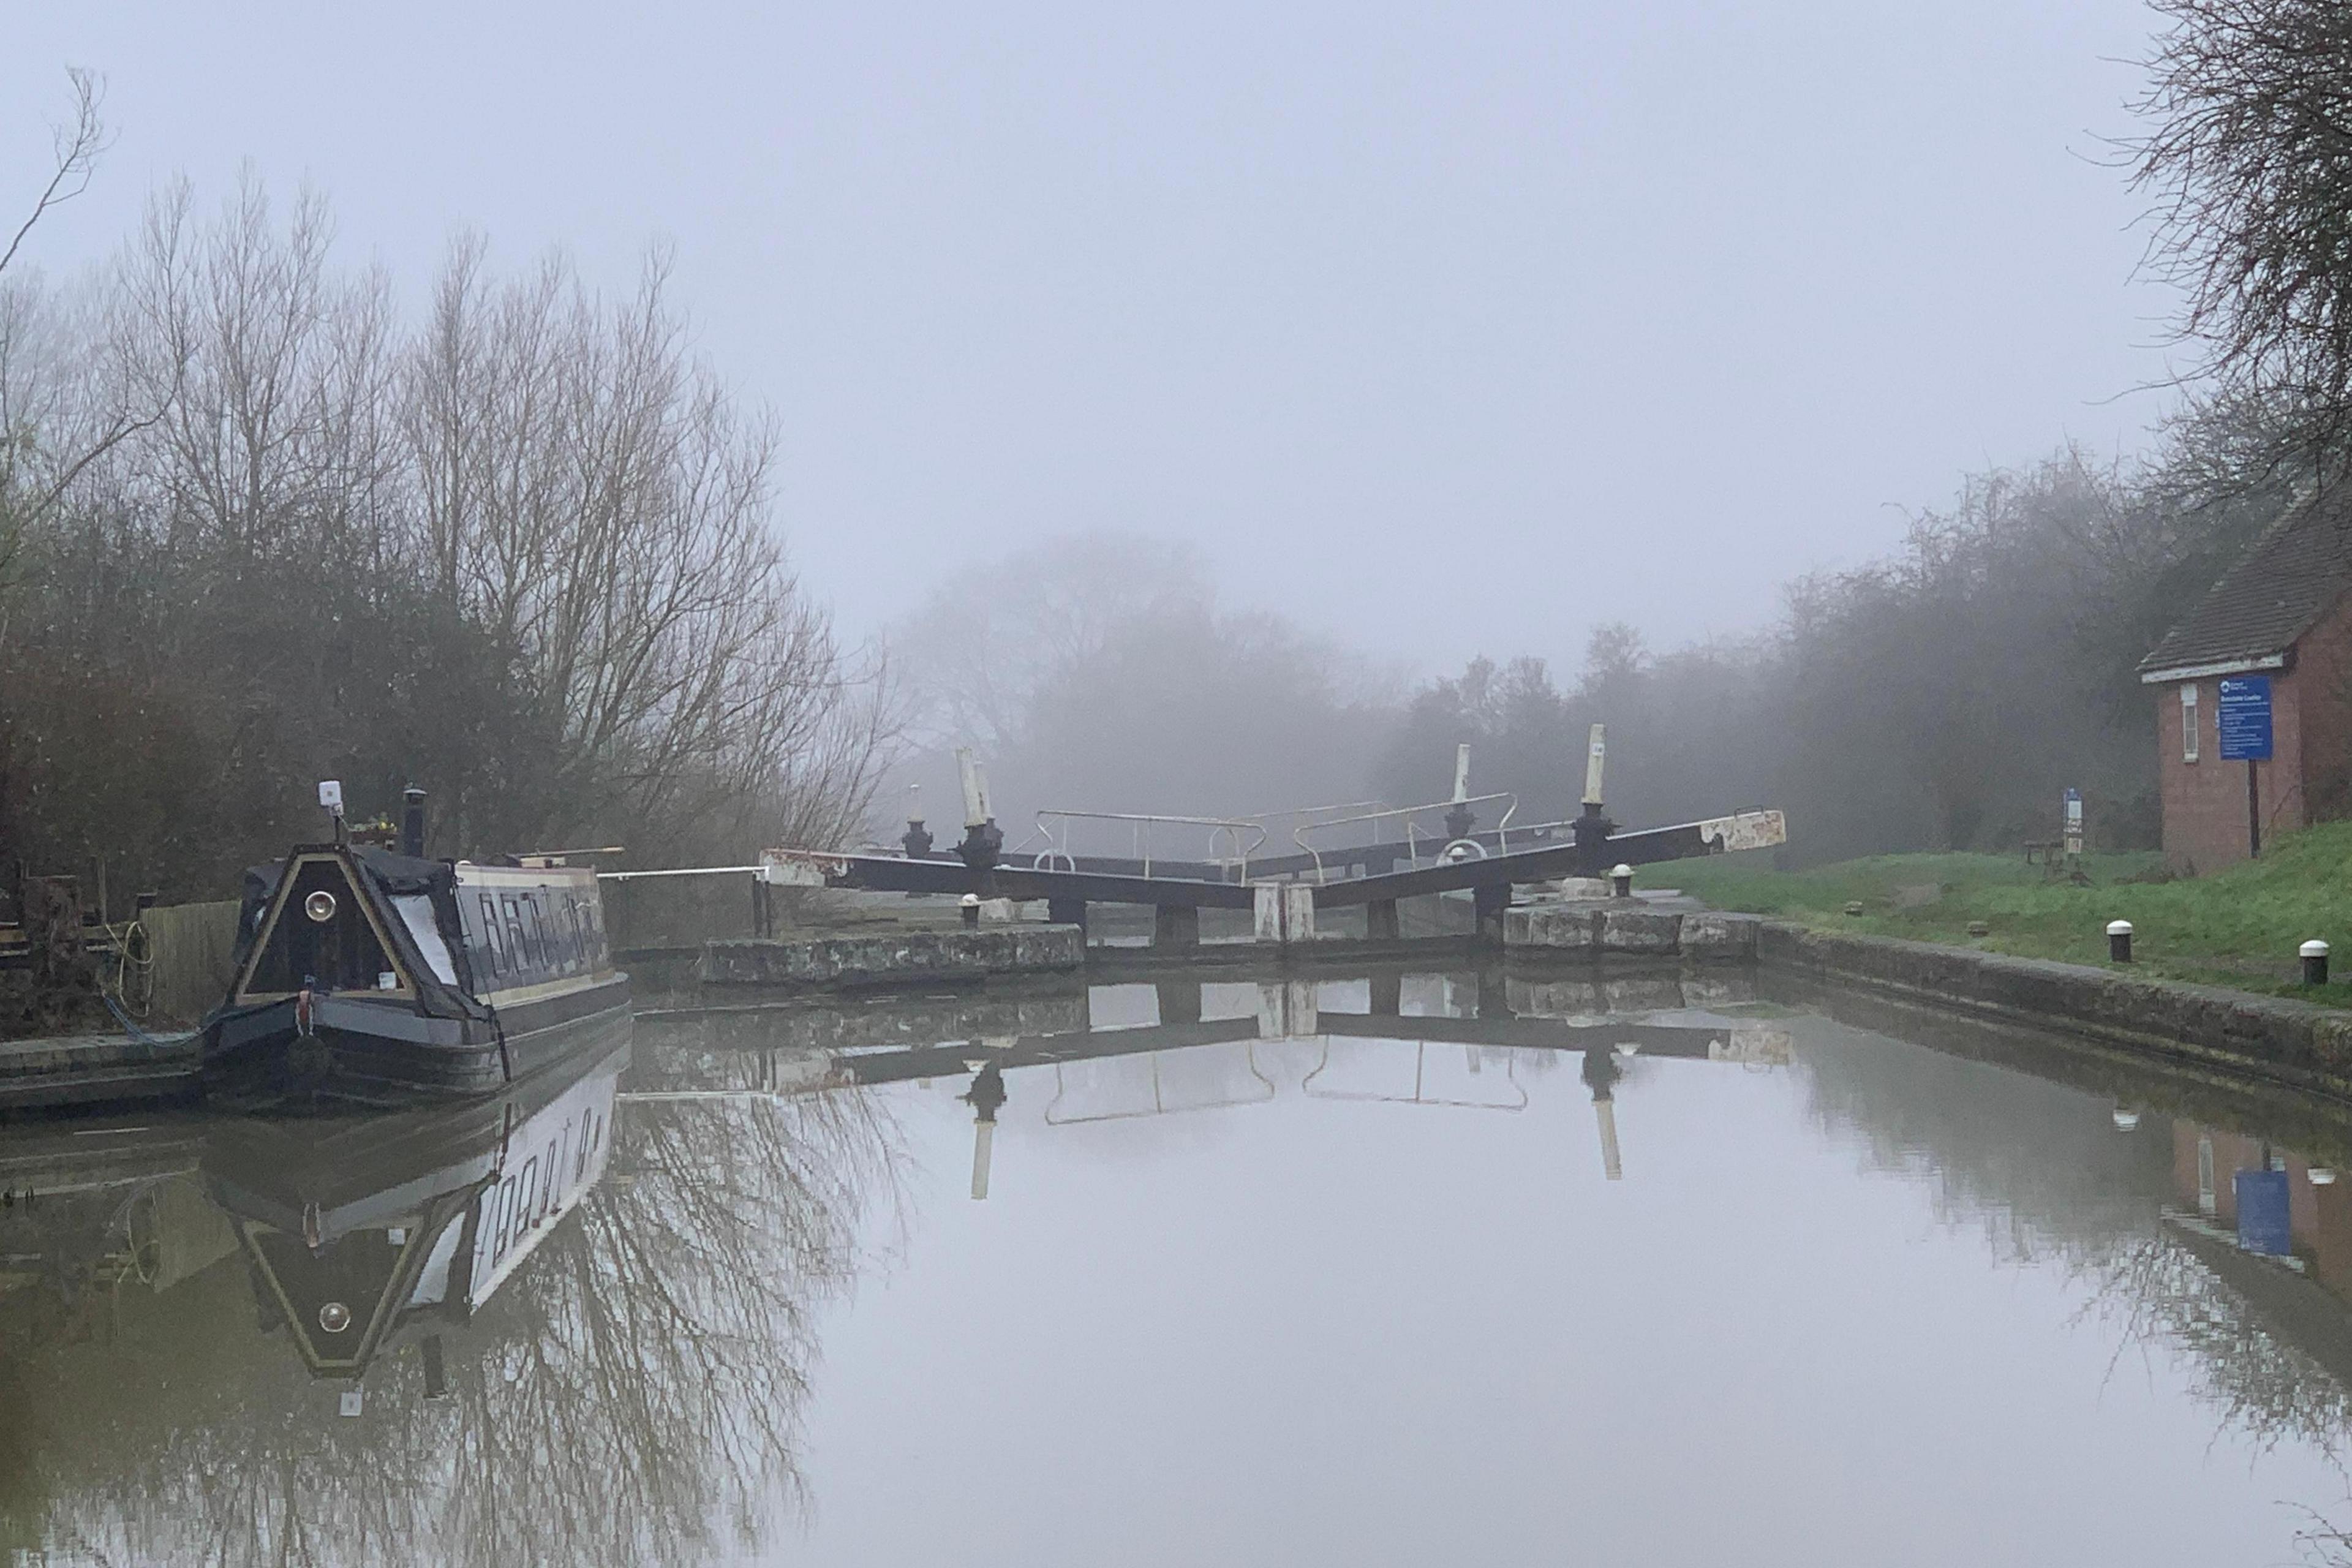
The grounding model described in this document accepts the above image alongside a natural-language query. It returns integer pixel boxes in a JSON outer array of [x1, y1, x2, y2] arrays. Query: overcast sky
[[4, 0, 2180, 679]]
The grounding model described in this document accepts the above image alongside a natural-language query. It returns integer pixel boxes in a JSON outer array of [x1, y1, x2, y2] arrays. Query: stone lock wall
[[701, 924, 1085, 988]]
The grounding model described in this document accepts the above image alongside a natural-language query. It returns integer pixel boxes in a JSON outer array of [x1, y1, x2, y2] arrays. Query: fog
[[7, 1, 2291, 886], [5, 0, 2177, 679]]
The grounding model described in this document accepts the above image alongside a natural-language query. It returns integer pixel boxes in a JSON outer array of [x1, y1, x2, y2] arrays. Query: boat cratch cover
[[225, 846, 491, 1024]]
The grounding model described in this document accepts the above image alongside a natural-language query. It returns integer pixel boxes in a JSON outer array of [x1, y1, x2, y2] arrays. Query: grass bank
[[1660, 823, 2352, 1008]]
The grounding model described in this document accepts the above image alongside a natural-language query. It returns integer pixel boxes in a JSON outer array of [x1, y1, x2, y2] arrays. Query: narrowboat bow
[[200, 842, 629, 1109]]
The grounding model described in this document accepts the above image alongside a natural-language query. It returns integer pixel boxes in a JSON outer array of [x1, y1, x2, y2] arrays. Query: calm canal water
[[7, 967, 2352, 1566]]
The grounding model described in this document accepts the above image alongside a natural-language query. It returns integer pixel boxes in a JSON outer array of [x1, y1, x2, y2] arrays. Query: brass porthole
[[304, 890, 338, 924]]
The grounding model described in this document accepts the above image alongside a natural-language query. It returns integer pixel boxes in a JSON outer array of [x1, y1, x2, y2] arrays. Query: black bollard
[[960, 894, 981, 929], [2107, 920, 2132, 963], [2304, 940, 2331, 986], [954, 818, 1003, 872], [1610, 863, 1634, 899], [401, 786, 427, 858]]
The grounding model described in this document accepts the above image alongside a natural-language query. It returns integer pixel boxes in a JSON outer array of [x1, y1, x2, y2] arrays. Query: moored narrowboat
[[200, 799, 629, 1109]]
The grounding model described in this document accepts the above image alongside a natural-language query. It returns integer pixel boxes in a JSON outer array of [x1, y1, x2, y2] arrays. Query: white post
[[1583, 725, 1607, 807], [1254, 884, 1284, 943], [1452, 742, 1472, 803], [955, 748, 992, 827], [1282, 884, 1316, 943], [1256, 979, 1320, 1038], [970, 1119, 994, 1200], [1256, 884, 1321, 944], [1594, 1097, 1623, 1181]]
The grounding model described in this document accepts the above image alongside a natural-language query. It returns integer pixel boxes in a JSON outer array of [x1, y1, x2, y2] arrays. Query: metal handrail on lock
[[1290, 792, 1519, 884], [1249, 799, 1390, 839], [1019, 809, 1268, 879], [1043, 1044, 1278, 1124], [1301, 1036, 1530, 1112]]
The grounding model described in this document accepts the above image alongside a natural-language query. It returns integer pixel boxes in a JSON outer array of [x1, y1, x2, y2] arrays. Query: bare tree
[[0, 67, 106, 284], [398, 239, 899, 858], [2, 174, 892, 907], [0, 69, 170, 589], [2130, 0, 2352, 477]]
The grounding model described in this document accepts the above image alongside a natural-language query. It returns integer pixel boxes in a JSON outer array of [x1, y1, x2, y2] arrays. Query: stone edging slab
[[1758, 921, 2352, 1099], [701, 924, 1086, 988], [0, 1029, 201, 1110], [1504, 903, 1760, 960]]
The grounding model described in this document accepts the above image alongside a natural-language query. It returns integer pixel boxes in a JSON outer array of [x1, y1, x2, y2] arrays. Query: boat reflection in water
[[202, 1035, 628, 1394], [0, 1014, 897, 1568]]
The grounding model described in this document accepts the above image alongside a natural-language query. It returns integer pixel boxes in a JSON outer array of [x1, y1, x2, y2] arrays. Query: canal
[[5, 967, 2352, 1564]]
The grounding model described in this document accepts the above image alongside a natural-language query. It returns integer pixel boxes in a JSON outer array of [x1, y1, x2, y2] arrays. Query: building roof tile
[[2139, 492, 2352, 678]]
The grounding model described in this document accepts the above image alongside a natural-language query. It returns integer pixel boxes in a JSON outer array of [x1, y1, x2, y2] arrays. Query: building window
[[501, 895, 532, 971], [2182, 683, 2200, 763], [478, 895, 505, 974]]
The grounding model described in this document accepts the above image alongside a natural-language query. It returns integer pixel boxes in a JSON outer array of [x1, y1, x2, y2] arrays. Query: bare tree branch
[[0, 67, 110, 283], [2128, 0, 2352, 477]]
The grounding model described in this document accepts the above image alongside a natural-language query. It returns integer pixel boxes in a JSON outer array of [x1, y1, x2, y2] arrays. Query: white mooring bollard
[[2107, 920, 2133, 963], [2304, 939, 2331, 986]]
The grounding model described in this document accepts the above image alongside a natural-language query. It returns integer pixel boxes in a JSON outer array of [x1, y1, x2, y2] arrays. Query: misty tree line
[[1382, 433, 2296, 860], [0, 78, 885, 905], [891, 440, 2274, 868]]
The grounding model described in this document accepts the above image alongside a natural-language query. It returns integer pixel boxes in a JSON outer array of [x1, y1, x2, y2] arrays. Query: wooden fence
[[140, 899, 243, 1027]]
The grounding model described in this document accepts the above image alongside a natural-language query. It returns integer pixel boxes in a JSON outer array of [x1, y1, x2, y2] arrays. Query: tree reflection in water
[[1796, 1010, 2352, 1466], [1, 1073, 902, 1567], [2083, 1229, 2352, 1460]]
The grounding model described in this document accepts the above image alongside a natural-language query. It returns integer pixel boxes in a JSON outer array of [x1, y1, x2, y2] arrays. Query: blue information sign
[[2218, 675, 2274, 761], [2236, 1167, 2294, 1256]]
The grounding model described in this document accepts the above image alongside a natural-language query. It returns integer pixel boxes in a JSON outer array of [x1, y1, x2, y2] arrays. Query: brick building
[[2138, 499, 2352, 872]]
